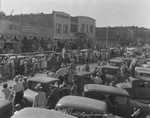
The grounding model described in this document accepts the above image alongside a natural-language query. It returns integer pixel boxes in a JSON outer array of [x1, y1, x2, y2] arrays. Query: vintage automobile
[[34, 53, 47, 58], [116, 76, 150, 104], [55, 95, 111, 118], [108, 59, 124, 68], [22, 74, 60, 107], [0, 53, 19, 61], [73, 71, 93, 95], [117, 67, 150, 104], [135, 67, 150, 81], [101, 65, 129, 84], [11, 107, 77, 118], [83, 84, 150, 118], [0, 100, 13, 118]]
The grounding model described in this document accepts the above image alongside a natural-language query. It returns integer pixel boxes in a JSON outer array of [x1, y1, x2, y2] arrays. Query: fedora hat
[[35, 83, 42, 90], [14, 76, 19, 82]]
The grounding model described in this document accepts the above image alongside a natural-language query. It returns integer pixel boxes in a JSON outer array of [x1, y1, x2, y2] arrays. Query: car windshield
[[29, 81, 59, 92], [140, 73, 150, 78], [115, 97, 128, 105], [105, 68, 117, 75], [29, 81, 43, 92]]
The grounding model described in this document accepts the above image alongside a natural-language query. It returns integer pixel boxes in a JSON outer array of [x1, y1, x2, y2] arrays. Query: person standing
[[93, 73, 102, 84], [11, 76, 24, 105], [47, 85, 60, 109], [33, 84, 46, 108], [2, 83, 11, 100], [70, 80, 77, 95]]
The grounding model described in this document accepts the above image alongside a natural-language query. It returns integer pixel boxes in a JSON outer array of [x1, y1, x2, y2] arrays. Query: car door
[[113, 96, 134, 118]]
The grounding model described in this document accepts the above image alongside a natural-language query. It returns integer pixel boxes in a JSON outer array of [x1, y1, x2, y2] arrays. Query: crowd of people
[[0, 46, 124, 79], [3, 45, 150, 115]]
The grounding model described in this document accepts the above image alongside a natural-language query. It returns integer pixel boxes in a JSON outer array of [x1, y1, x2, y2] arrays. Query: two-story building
[[70, 16, 96, 49], [1, 11, 96, 52]]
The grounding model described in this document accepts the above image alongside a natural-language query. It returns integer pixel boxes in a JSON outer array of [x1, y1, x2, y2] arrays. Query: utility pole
[[106, 26, 108, 48]]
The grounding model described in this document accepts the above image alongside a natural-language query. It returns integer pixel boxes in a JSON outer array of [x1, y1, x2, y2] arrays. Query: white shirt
[[12, 82, 24, 93], [55, 67, 68, 77]]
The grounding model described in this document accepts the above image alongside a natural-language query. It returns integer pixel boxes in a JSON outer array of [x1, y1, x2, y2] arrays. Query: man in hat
[[55, 63, 68, 84], [55, 63, 68, 77], [33, 83, 46, 108], [11, 75, 24, 106], [70, 79, 77, 95], [47, 85, 60, 109]]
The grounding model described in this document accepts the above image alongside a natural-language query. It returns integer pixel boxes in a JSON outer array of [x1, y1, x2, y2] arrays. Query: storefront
[[0, 20, 21, 53]]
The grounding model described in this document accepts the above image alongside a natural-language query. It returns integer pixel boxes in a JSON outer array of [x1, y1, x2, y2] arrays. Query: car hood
[[24, 89, 38, 102], [132, 100, 150, 115]]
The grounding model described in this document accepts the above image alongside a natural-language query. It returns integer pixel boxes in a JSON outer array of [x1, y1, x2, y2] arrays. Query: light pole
[[106, 26, 108, 48]]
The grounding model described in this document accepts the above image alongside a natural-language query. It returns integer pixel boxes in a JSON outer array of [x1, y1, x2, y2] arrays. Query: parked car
[[116, 76, 150, 104], [102, 65, 120, 84], [108, 59, 124, 68], [11, 107, 77, 118], [0, 100, 13, 118], [102, 65, 130, 84], [0, 53, 19, 61], [73, 71, 93, 95], [55, 95, 110, 118], [83, 84, 150, 118], [22, 74, 60, 107], [135, 67, 150, 81]]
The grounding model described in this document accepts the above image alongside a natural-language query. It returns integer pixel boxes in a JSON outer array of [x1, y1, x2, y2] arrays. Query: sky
[[1, 0, 150, 28]]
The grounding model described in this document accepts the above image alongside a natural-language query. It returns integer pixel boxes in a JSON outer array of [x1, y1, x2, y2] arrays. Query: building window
[[86, 25, 88, 33], [70, 24, 78, 33], [81, 24, 85, 32], [63, 25, 68, 33], [56, 14, 69, 19], [90, 25, 93, 33], [56, 24, 61, 33]]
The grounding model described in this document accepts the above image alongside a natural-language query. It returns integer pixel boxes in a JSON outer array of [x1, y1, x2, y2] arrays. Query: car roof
[[80, 49, 90, 52], [10, 55, 27, 59], [75, 71, 93, 76], [35, 54, 47, 57], [0, 53, 19, 56], [29, 75, 59, 83], [11, 108, 77, 118], [55, 96, 106, 114], [102, 65, 119, 69], [84, 84, 129, 97], [109, 59, 124, 63]]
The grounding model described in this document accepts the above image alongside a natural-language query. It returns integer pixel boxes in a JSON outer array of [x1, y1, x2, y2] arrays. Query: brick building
[[5, 11, 96, 51], [95, 26, 150, 48]]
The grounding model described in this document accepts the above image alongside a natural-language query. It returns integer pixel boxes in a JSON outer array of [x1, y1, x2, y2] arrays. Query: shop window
[[70, 24, 78, 33], [86, 25, 88, 33], [81, 24, 85, 32], [56, 24, 61, 33], [90, 25, 93, 33], [63, 25, 68, 33]]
